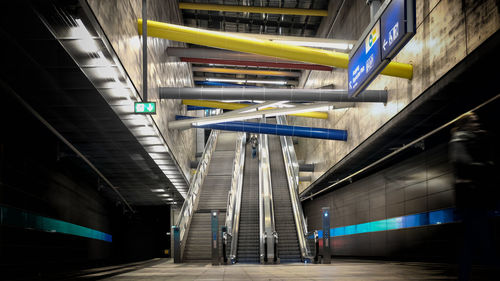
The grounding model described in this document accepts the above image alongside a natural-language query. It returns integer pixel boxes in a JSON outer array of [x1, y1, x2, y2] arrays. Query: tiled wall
[[294, 0, 500, 193], [88, 0, 198, 180], [303, 143, 462, 259]]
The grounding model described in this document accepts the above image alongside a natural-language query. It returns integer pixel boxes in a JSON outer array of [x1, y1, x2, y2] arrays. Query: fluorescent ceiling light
[[247, 79, 287, 85], [158, 165, 177, 170], [138, 137, 163, 146], [151, 189, 165, 192], [157, 194, 170, 197], [148, 152, 168, 160], [272, 40, 353, 50], [146, 145, 167, 153], [206, 77, 287, 85], [73, 19, 99, 53]]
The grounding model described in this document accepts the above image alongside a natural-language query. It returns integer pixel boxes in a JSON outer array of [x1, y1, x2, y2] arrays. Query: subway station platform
[[67, 259, 499, 281], [1, 0, 500, 281]]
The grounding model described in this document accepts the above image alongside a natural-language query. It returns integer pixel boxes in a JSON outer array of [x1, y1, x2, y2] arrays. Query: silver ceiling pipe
[[159, 87, 388, 102]]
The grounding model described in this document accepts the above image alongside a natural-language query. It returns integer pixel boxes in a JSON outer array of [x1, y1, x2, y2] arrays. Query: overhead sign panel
[[348, 21, 387, 97], [348, 0, 416, 97], [134, 102, 156, 114], [381, 0, 416, 59]]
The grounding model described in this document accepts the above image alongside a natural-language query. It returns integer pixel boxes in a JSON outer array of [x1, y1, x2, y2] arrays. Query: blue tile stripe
[[0, 205, 112, 242], [312, 208, 456, 239]]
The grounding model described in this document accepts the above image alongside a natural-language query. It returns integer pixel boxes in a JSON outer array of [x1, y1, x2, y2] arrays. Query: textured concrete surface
[[92, 259, 468, 280], [294, 0, 500, 193], [88, 0, 198, 181]]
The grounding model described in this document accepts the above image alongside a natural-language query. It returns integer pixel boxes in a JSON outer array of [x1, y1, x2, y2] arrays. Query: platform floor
[[74, 258, 486, 281]]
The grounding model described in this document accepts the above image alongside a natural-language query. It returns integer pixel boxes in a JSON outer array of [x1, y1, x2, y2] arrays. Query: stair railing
[[276, 115, 313, 261], [175, 129, 219, 261], [224, 132, 246, 264]]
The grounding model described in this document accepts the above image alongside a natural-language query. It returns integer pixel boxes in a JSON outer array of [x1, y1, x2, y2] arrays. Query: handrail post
[[263, 232, 268, 263], [273, 231, 279, 264], [221, 226, 228, 264]]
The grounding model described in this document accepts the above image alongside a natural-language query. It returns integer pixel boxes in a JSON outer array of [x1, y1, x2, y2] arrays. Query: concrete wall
[[303, 143, 481, 260], [0, 91, 114, 274], [88, 0, 198, 180], [0, 90, 172, 277], [294, 0, 500, 193]]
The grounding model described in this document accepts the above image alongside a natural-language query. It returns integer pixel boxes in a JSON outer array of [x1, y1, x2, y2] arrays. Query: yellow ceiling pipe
[[192, 67, 300, 77], [138, 20, 413, 79], [178, 3, 328, 17], [182, 100, 329, 119]]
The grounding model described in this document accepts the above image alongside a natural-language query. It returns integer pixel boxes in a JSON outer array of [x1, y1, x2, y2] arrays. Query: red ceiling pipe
[[180, 57, 333, 72]]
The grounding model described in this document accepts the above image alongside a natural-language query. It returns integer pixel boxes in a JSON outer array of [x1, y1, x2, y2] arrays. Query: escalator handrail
[[276, 115, 313, 260], [225, 132, 246, 263], [259, 132, 277, 263]]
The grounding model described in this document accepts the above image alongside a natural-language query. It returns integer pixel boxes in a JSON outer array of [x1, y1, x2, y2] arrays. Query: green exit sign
[[134, 102, 156, 114]]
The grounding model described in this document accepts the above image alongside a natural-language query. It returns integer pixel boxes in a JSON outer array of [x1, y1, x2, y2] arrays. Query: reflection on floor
[[75, 258, 497, 280]]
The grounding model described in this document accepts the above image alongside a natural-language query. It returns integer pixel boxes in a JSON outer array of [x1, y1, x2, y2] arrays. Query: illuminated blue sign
[[348, 21, 387, 97], [381, 0, 416, 59], [348, 0, 416, 97]]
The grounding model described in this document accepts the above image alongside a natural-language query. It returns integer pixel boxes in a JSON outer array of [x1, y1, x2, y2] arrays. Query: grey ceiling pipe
[[159, 87, 388, 103], [299, 163, 315, 172]]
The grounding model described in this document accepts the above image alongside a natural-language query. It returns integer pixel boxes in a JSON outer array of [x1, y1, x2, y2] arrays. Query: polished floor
[[74, 259, 476, 280]]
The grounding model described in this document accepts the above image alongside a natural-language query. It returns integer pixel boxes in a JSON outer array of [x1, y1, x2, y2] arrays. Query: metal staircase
[[182, 132, 238, 262]]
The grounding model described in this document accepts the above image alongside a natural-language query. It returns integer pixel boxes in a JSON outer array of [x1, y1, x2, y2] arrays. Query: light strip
[[312, 208, 458, 239], [271, 40, 353, 50], [192, 67, 300, 77], [205, 77, 288, 85]]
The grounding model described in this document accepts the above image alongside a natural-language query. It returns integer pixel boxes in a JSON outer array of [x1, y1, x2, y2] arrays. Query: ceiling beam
[[193, 77, 298, 86], [181, 57, 333, 71], [182, 13, 318, 31], [179, 3, 328, 17], [191, 67, 301, 77]]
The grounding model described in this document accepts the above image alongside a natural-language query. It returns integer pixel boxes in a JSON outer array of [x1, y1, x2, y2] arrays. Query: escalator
[[268, 133, 302, 263], [236, 142, 260, 263]]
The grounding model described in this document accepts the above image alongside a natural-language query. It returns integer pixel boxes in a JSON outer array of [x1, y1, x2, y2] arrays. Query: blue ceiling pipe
[[175, 115, 347, 141]]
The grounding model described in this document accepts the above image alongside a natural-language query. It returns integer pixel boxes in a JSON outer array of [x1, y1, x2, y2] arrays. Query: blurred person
[[449, 112, 498, 280], [250, 134, 258, 159]]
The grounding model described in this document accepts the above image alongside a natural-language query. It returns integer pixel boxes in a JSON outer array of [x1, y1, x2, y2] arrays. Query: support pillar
[[211, 210, 220, 265], [321, 207, 331, 264]]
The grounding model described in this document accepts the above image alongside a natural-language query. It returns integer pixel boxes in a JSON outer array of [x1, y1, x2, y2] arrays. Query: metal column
[[321, 207, 331, 264], [211, 210, 220, 265], [172, 225, 181, 263]]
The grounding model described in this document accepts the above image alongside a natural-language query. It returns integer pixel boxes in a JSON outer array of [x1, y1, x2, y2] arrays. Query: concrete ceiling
[[0, 0, 187, 209]]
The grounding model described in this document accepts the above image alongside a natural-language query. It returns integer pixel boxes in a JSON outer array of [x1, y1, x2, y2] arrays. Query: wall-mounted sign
[[348, 21, 387, 97], [381, 0, 416, 59], [134, 102, 156, 114], [348, 0, 416, 97]]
